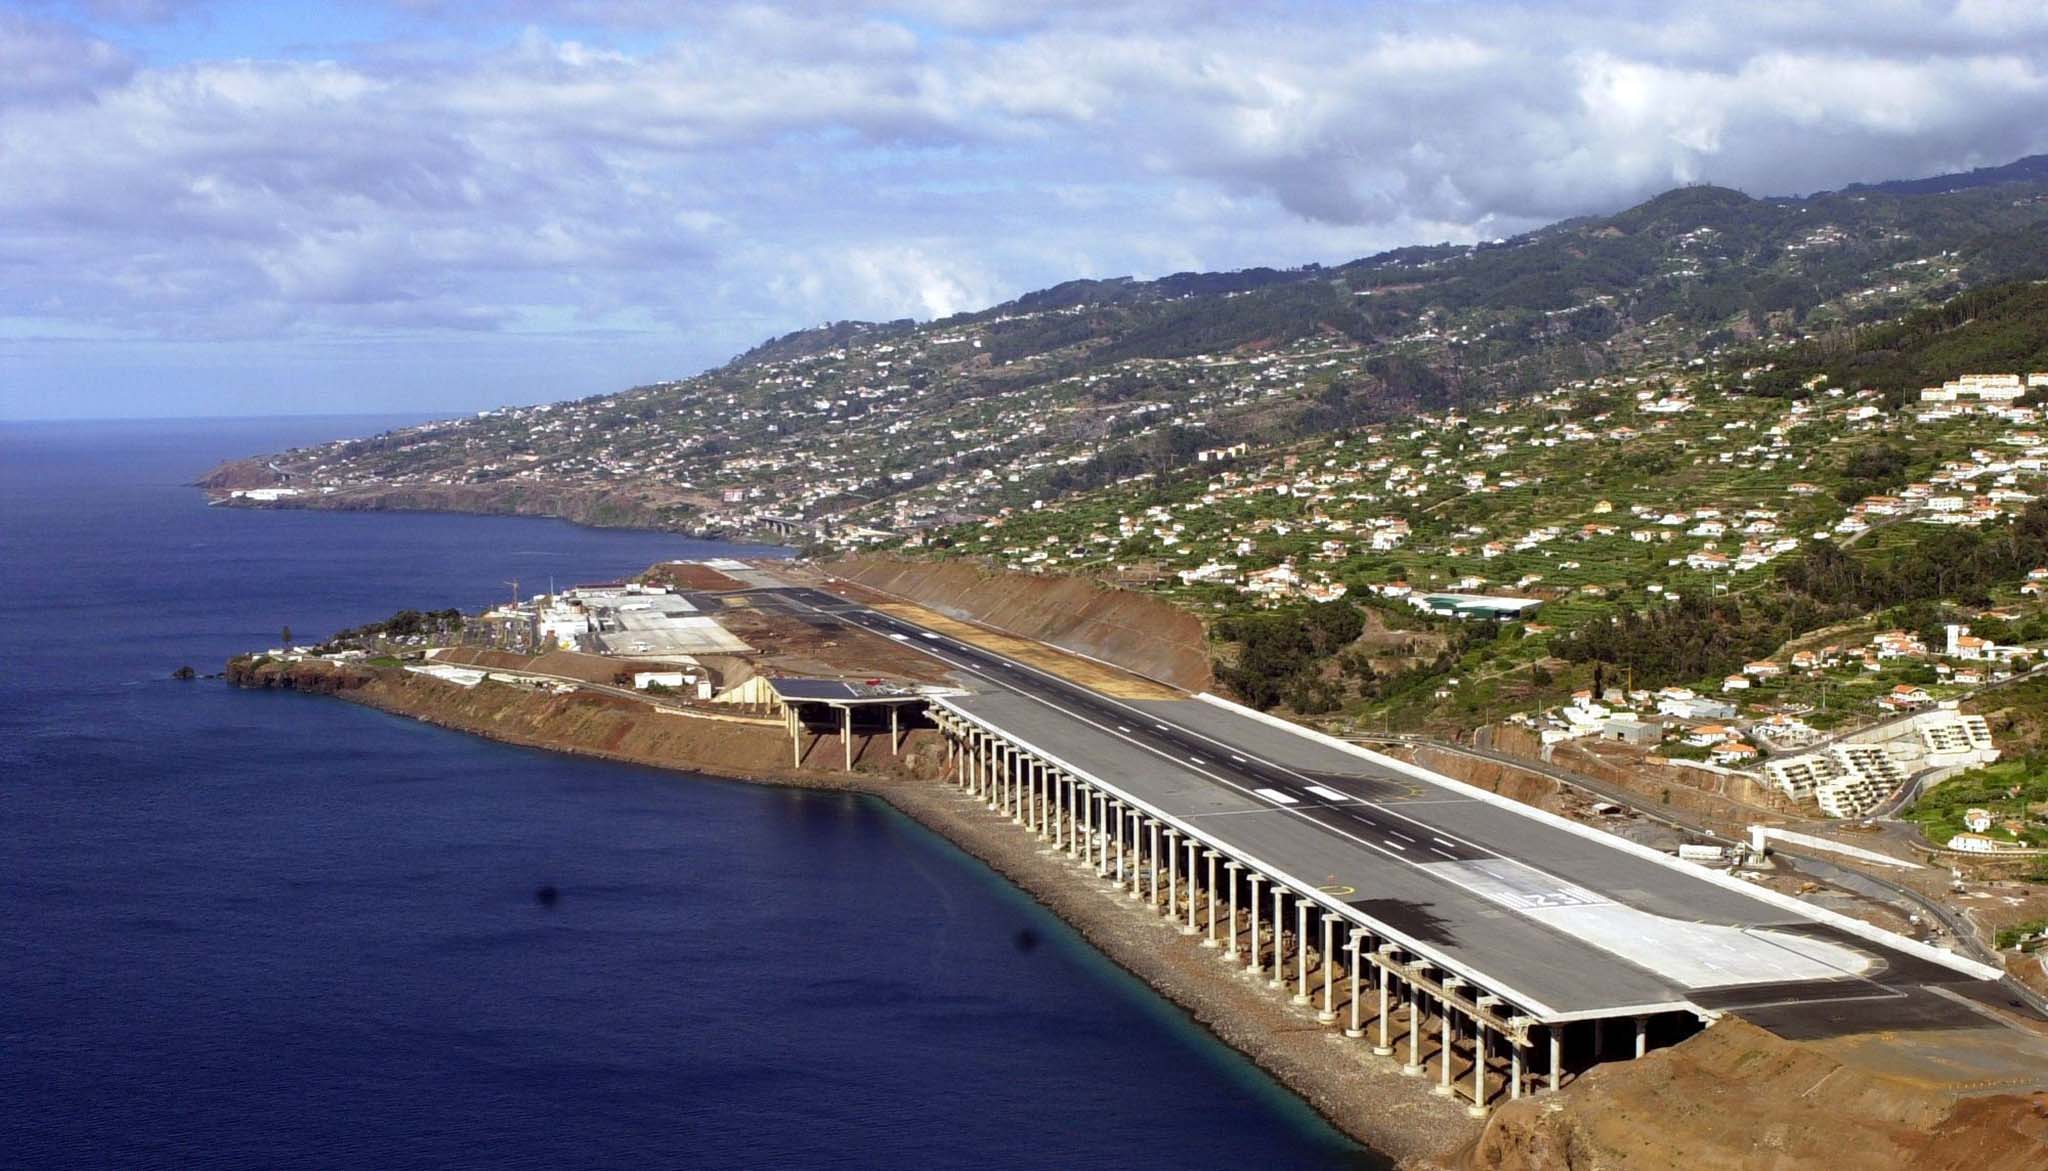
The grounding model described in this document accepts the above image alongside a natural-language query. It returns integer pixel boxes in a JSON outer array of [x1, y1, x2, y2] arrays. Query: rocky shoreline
[[247, 665, 1478, 1164]]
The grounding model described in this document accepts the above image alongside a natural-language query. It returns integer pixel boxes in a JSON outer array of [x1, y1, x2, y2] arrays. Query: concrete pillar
[[1593, 1018, 1605, 1063], [1064, 777, 1081, 851], [986, 738, 999, 809], [1319, 915, 1339, 1024], [1435, 1000, 1456, 1096], [1269, 885, 1287, 990], [890, 704, 900, 755], [1183, 840, 1201, 936], [1374, 948, 1396, 1056], [1205, 853, 1224, 949], [1007, 746, 1022, 821], [1634, 1016, 1648, 1059], [1509, 1020, 1528, 1101], [841, 705, 853, 772], [1403, 967, 1428, 1077], [1171, 827, 1187, 921], [1293, 898, 1312, 1004], [1077, 786, 1092, 864], [1144, 820, 1160, 906], [1549, 1027, 1563, 1094], [1470, 1022, 1488, 1117], [1113, 802, 1127, 887], [1082, 785, 1097, 864], [1344, 931, 1366, 1038], [1093, 794, 1108, 876], [1244, 873, 1263, 974]]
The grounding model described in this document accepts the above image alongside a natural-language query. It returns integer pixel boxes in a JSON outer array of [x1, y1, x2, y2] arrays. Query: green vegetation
[[1994, 920, 2048, 950], [319, 608, 465, 651], [1904, 760, 2048, 849], [1738, 281, 2048, 403]]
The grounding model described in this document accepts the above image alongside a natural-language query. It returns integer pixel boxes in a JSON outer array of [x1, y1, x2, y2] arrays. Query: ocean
[[0, 418, 1377, 1169]]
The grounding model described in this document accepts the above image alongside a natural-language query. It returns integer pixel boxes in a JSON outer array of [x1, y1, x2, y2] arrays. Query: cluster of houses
[[1946, 805, 2044, 855]]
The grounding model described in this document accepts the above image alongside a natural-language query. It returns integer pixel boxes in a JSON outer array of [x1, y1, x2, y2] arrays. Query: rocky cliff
[[1434, 1017, 2048, 1171]]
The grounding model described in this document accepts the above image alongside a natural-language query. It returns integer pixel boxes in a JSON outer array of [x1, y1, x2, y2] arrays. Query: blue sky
[[4, 0, 2047, 419]]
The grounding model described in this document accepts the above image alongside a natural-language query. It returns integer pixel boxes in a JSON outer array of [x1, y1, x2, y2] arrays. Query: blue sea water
[[1, 418, 1378, 1170]]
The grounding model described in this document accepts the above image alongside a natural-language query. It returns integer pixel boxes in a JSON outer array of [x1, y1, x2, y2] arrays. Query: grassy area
[[1994, 919, 2048, 950], [1905, 759, 2048, 848]]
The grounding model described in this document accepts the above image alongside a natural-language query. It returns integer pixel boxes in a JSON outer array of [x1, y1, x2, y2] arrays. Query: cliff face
[[832, 556, 1215, 692], [196, 458, 286, 492], [227, 656, 373, 693], [1438, 1017, 2048, 1171]]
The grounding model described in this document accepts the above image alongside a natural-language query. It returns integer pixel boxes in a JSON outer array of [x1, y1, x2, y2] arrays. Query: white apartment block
[[1764, 744, 1907, 817], [1762, 710, 1997, 817]]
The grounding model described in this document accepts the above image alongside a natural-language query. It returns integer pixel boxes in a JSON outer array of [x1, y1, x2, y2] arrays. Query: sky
[[3, 1, 2046, 420]]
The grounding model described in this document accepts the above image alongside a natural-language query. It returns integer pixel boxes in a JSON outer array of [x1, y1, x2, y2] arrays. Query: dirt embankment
[[831, 555, 1214, 691], [338, 668, 885, 782], [1408, 744, 1562, 807], [1473, 725, 1801, 832], [1435, 1017, 2048, 1171]]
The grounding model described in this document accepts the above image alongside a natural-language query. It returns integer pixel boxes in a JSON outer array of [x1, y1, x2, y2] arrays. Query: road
[[749, 584, 2016, 1033]]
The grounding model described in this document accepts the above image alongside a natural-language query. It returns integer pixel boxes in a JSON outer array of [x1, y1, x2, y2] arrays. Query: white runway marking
[[1254, 788, 1300, 806], [1305, 784, 1351, 802]]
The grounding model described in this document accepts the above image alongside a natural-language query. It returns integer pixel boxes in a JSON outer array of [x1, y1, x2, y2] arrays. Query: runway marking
[[1305, 784, 1351, 802], [1434, 837, 1457, 848], [1254, 788, 1300, 806], [1230, 754, 1247, 763], [1387, 830, 1416, 843], [1383, 840, 1407, 851], [1431, 847, 1459, 858], [1189, 756, 1206, 766]]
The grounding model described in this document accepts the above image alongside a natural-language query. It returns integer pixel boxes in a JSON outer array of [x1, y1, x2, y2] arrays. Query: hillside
[[200, 156, 2048, 546]]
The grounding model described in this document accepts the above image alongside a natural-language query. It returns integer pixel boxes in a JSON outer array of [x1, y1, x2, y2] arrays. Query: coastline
[[194, 468, 773, 545], [310, 667, 1479, 1164]]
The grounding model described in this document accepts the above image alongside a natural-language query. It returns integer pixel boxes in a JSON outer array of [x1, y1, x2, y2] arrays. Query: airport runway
[[754, 585, 2014, 1030]]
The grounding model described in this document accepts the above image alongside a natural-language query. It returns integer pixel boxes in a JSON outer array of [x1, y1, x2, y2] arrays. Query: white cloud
[[3, 1, 2047, 417]]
